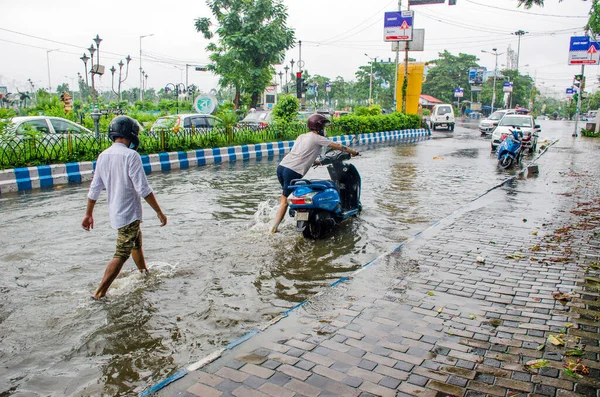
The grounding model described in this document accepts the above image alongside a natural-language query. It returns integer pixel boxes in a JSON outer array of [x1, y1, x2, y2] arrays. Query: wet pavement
[[157, 122, 600, 397], [1, 120, 597, 396]]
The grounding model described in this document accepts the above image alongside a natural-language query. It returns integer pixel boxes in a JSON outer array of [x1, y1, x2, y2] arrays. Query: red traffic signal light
[[296, 72, 302, 78]]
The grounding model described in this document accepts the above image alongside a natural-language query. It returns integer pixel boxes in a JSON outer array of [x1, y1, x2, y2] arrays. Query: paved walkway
[[157, 133, 600, 397]]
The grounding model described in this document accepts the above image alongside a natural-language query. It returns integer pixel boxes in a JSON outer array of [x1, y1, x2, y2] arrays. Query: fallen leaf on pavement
[[427, 291, 435, 296], [437, 306, 444, 313], [552, 291, 572, 301], [469, 314, 477, 320], [565, 323, 574, 328], [564, 350, 585, 356], [506, 254, 525, 259], [525, 359, 549, 369], [547, 335, 565, 346], [532, 231, 538, 236], [536, 344, 545, 351]]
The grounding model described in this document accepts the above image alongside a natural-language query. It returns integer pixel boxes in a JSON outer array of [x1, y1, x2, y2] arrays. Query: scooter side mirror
[[534, 124, 541, 129]]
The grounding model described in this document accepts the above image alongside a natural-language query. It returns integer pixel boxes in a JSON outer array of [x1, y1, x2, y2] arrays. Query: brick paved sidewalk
[[158, 136, 600, 397]]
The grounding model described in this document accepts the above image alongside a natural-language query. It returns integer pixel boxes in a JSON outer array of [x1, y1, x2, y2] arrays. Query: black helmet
[[109, 115, 140, 150], [307, 114, 330, 136]]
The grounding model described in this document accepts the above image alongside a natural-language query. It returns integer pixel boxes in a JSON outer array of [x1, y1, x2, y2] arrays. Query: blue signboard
[[384, 10, 414, 42], [503, 81, 513, 93], [569, 36, 600, 65], [454, 88, 464, 98], [566, 87, 574, 97]]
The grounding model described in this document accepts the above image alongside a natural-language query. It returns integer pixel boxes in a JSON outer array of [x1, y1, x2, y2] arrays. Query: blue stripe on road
[[178, 151, 189, 169], [158, 153, 171, 171], [226, 330, 260, 350], [140, 155, 151, 174], [37, 165, 53, 188], [212, 148, 222, 163], [14, 168, 32, 191], [66, 163, 81, 183], [138, 369, 188, 397]]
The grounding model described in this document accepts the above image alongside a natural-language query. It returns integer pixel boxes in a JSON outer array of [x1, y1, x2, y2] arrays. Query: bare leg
[[272, 195, 289, 233], [93, 257, 127, 299], [131, 248, 149, 274]]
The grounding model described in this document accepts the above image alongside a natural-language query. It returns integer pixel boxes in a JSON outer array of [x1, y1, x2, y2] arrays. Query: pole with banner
[[393, 0, 402, 112], [454, 88, 463, 114], [568, 35, 599, 136]]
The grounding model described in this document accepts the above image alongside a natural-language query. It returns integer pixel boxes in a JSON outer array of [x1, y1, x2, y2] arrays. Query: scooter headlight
[[288, 191, 317, 205]]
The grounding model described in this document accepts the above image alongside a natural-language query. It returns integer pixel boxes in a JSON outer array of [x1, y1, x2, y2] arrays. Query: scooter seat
[[290, 179, 336, 189]]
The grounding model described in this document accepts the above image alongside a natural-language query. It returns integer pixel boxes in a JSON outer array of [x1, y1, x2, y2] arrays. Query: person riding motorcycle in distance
[[271, 114, 359, 233]]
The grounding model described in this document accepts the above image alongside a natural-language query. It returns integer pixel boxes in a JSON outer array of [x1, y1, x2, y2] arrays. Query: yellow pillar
[[396, 62, 425, 114]]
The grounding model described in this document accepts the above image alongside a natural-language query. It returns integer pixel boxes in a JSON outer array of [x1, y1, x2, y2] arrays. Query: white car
[[430, 104, 455, 131], [479, 109, 515, 135], [7, 116, 92, 136], [491, 114, 540, 151], [150, 113, 222, 134]]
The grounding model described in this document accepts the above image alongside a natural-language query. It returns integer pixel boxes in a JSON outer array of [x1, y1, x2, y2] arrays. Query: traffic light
[[296, 72, 302, 99], [573, 92, 579, 102], [573, 74, 583, 87]]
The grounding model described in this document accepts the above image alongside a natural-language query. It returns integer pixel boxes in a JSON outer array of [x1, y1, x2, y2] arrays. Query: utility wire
[[464, 0, 588, 18]]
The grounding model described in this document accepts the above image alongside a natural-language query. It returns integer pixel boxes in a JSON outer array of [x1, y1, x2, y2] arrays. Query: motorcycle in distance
[[287, 149, 361, 239], [497, 127, 524, 169]]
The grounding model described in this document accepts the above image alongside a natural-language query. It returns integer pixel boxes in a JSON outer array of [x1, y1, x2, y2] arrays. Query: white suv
[[430, 104, 455, 131], [479, 109, 515, 135]]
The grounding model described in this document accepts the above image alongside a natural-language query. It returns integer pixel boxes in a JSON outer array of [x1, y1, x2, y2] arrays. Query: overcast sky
[[0, 0, 593, 99]]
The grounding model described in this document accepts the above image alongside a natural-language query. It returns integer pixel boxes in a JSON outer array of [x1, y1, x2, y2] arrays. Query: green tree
[[272, 94, 299, 122], [195, 0, 295, 109], [422, 50, 480, 104]]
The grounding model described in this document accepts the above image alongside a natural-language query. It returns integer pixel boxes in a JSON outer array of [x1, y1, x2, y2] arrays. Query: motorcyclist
[[271, 114, 359, 233]]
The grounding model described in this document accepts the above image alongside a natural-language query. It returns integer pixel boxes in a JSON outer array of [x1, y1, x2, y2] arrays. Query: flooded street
[[0, 120, 567, 396]]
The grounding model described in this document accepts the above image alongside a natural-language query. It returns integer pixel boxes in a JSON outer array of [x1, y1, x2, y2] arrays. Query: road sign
[[193, 94, 217, 114], [503, 82, 513, 93], [566, 87, 574, 98], [454, 88, 464, 98], [569, 36, 600, 65], [384, 10, 414, 42], [468, 67, 486, 85], [325, 82, 331, 93]]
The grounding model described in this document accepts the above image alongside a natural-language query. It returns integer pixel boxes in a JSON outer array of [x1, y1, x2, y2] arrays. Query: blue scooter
[[497, 128, 523, 169], [287, 150, 361, 239]]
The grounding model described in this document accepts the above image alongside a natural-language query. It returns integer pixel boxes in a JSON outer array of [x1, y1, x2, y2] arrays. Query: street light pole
[[284, 65, 289, 93], [482, 48, 504, 113], [46, 49, 59, 92], [139, 34, 154, 101], [365, 54, 377, 105], [511, 30, 527, 108]]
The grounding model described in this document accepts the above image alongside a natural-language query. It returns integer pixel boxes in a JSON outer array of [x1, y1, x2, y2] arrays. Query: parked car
[[430, 104, 455, 131], [491, 114, 540, 152], [150, 113, 222, 134], [479, 109, 516, 135], [238, 110, 273, 130], [7, 116, 93, 137]]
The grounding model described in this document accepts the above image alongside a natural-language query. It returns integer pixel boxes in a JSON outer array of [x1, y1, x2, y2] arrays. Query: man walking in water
[[82, 116, 167, 300], [272, 113, 358, 233]]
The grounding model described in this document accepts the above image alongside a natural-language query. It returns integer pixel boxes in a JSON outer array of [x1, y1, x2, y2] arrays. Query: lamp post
[[139, 34, 154, 101], [284, 65, 289, 93], [278, 71, 284, 93], [365, 54, 377, 105], [110, 55, 132, 101], [79, 53, 90, 87], [87, 34, 103, 138], [482, 48, 504, 113], [46, 49, 59, 92], [290, 59, 295, 78], [510, 30, 528, 108]]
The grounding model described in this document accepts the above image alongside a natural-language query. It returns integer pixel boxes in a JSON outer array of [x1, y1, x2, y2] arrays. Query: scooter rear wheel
[[302, 211, 333, 239]]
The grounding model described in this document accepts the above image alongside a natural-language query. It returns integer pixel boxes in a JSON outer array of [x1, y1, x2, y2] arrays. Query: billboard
[[384, 10, 414, 42], [468, 67, 486, 85], [569, 36, 600, 65], [392, 29, 425, 51]]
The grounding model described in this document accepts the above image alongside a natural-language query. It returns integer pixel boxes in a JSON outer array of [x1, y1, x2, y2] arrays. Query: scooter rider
[[271, 114, 359, 233]]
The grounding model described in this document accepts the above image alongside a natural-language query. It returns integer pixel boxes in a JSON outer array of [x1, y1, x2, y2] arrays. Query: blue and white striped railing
[[0, 129, 430, 194]]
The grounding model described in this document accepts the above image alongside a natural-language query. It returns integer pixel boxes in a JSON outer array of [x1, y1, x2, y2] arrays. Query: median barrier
[[0, 128, 430, 194]]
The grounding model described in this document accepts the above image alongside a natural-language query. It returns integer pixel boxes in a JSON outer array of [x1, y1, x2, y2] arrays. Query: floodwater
[[0, 120, 566, 396]]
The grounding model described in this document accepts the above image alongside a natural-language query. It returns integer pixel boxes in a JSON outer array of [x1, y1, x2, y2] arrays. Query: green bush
[[354, 105, 382, 116], [330, 112, 420, 135], [272, 95, 299, 123]]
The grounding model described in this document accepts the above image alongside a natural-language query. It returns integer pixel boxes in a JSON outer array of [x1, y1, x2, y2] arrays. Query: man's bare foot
[[270, 226, 278, 233]]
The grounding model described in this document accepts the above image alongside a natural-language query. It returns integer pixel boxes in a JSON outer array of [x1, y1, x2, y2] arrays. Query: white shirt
[[279, 132, 332, 176], [88, 143, 153, 229]]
